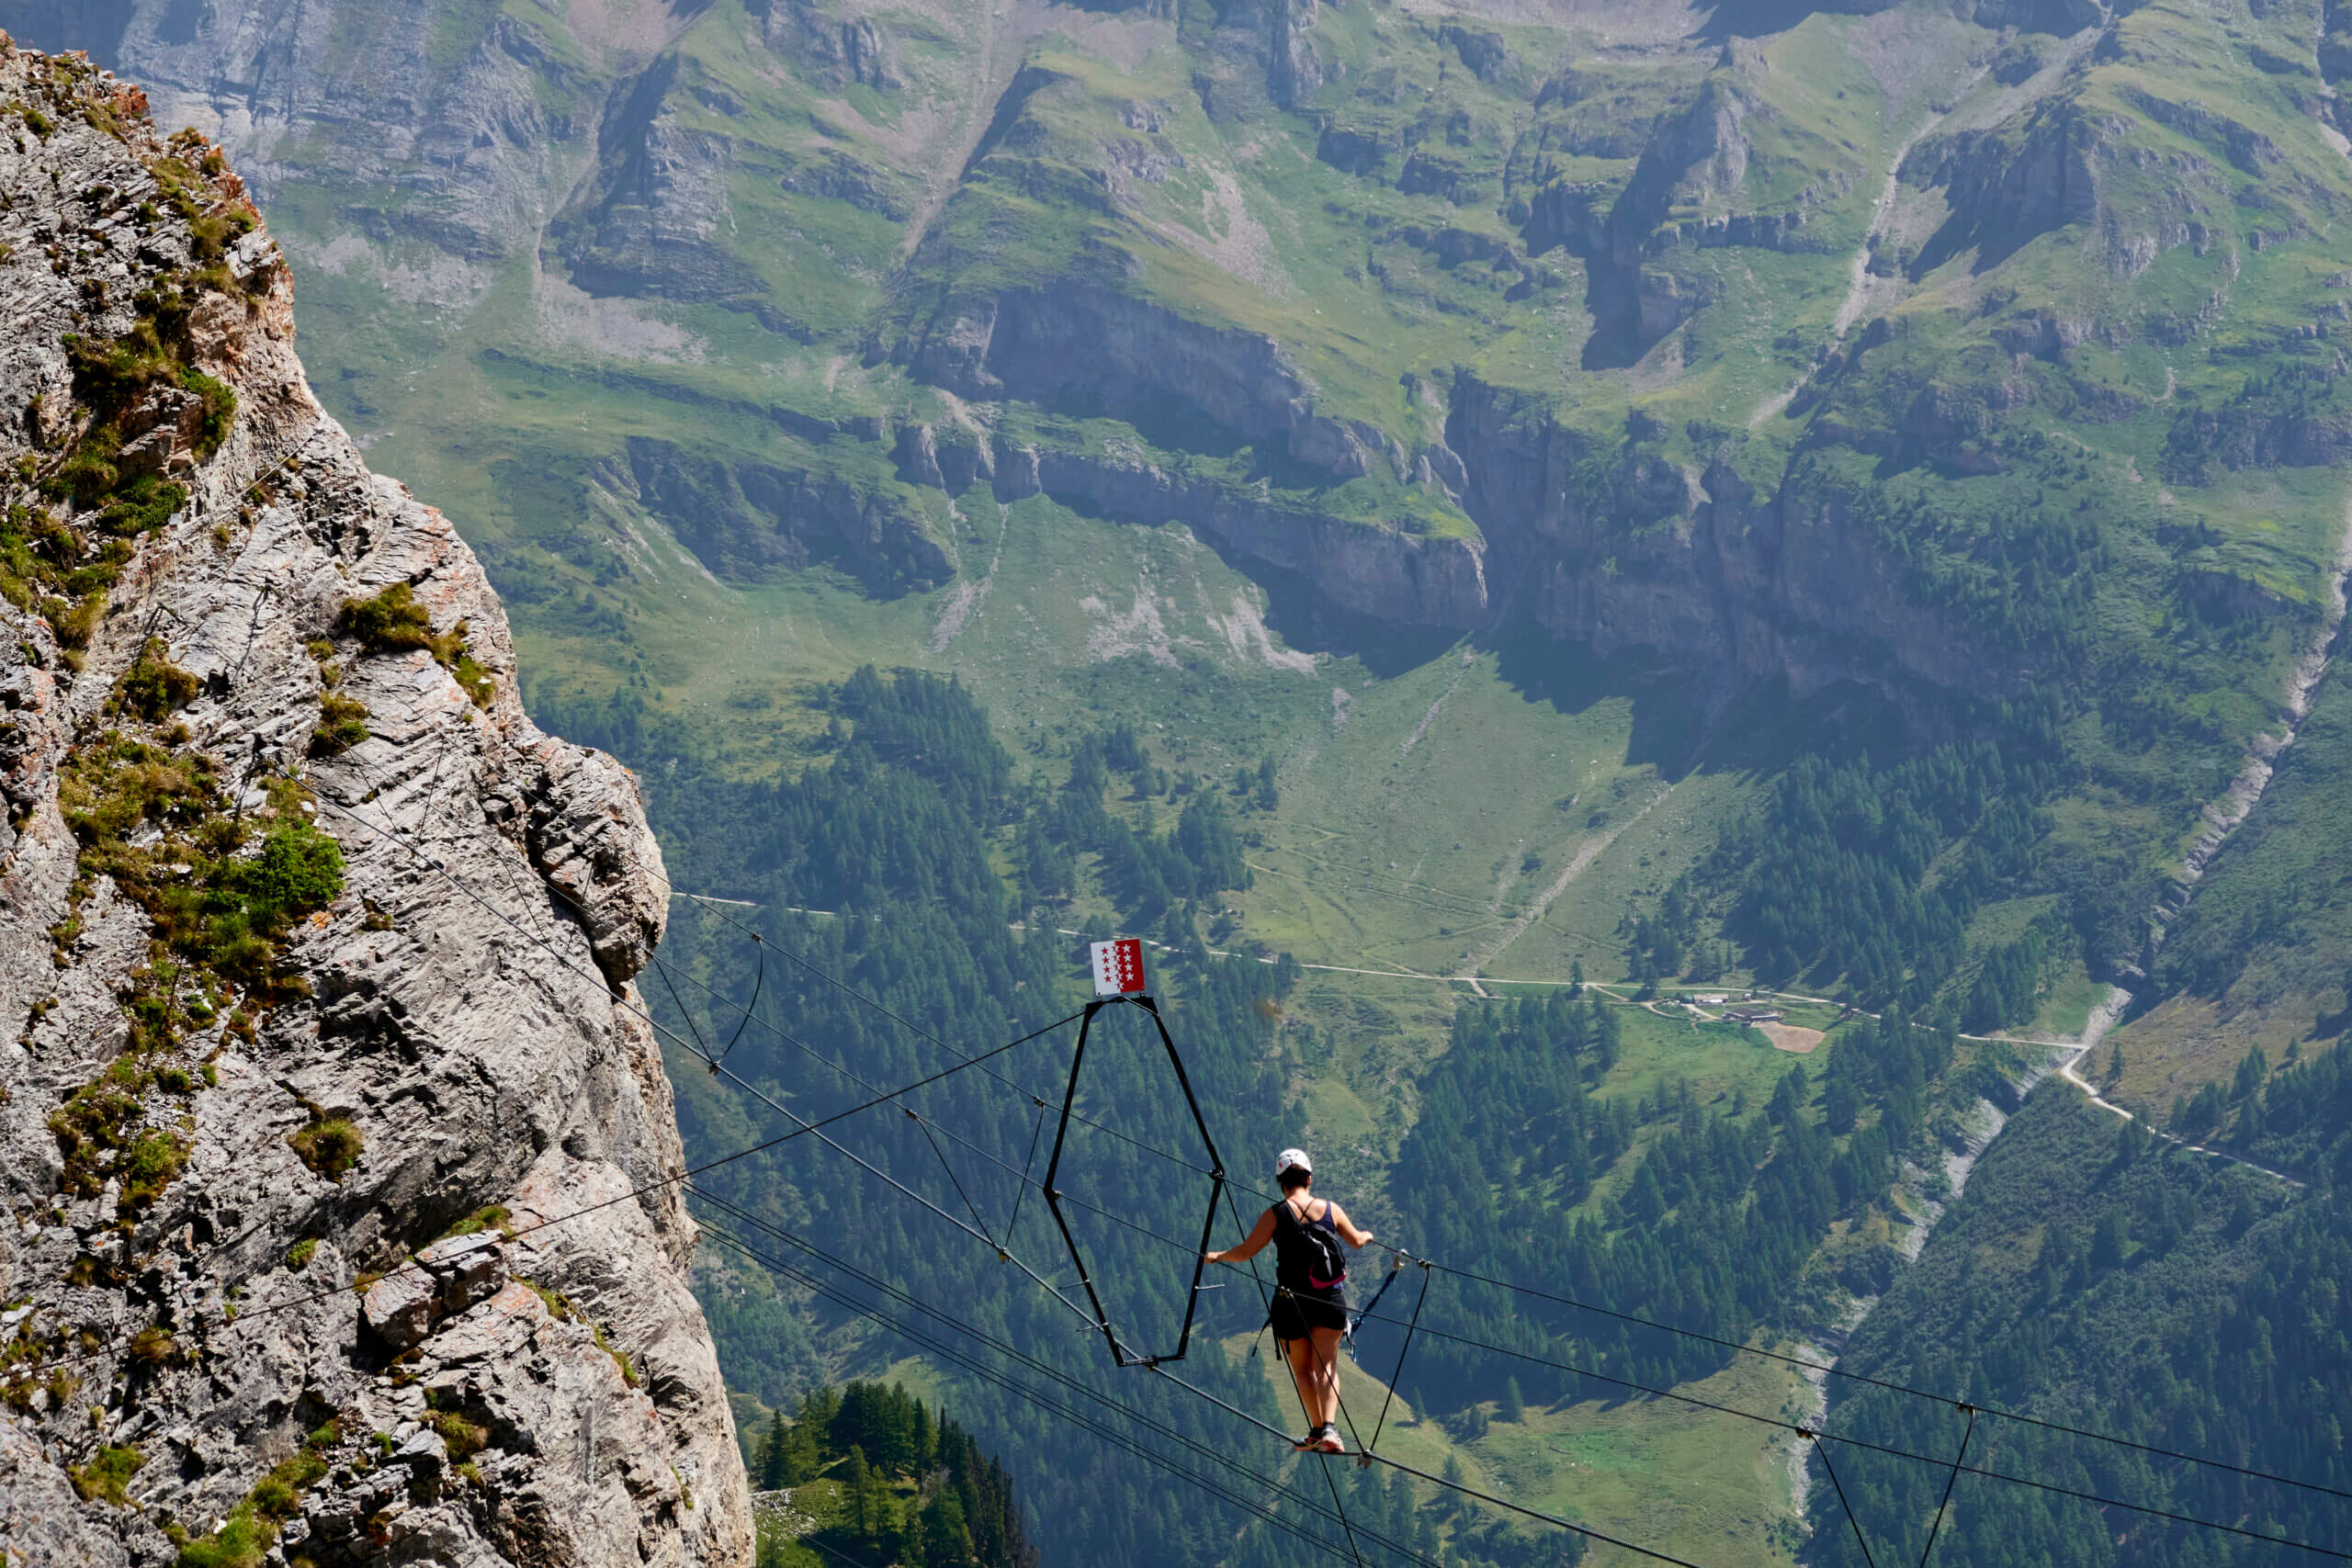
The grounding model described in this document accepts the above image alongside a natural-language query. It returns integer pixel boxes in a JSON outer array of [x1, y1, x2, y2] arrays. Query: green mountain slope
[[9, 0, 2352, 1562]]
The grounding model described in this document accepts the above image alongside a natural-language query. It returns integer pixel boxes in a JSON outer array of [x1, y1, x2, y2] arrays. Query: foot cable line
[[1805, 1427, 1881, 1568], [723, 1115, 1702, 1568], [1330, 1308, 2352, 1560], [646, 874, 2352, 1513], [321, 792, 2352, 1532], [691, 1187, 1450, 1568], [686, 1190, 1452, 1568], [1917, 1404, 1974, 1568], [695, 1218, 1374, 1568], [983, 1120, 2352, 1562], [1138, 1353, 1714, 1568]]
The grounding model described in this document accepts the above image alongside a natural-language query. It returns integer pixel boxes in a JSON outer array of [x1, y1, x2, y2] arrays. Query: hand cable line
[[686, 1187, 1451, 1568], [314, 787, 1036, 1260], [322, 792, 2352, 1541], [694, 1224, 1443, 1568], [13, 1003, 1074, 1380], [642, 878, 2352, 1514], [640, 944, 1134, 1257]]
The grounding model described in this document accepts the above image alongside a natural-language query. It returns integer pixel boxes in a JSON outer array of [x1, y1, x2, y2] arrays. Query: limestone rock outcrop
[[0, 43, 750, 1568]]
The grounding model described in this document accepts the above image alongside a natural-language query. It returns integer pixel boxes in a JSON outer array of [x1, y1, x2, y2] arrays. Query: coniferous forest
[[538, 658, 2352, 1568], [536, 666, 2045, 1568], [8, 2, 2352, 1564]]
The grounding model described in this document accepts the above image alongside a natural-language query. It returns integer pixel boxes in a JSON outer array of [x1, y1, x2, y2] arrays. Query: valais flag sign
[[1090, 939, 1148, 998]]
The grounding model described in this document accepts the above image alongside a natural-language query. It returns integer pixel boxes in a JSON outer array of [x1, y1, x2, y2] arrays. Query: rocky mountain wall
[[0, 44, 750, 1568], [1446, 378, 2019, 702]]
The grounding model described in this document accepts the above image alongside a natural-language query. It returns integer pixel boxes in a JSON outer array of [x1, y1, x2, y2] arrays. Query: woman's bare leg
[[1307, 1325, 1345, 1430], [1283, 1336, 1321, 1430]]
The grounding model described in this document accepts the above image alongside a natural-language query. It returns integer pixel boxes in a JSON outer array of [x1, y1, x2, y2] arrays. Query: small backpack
[[1278, 1201, 1348, 1290]]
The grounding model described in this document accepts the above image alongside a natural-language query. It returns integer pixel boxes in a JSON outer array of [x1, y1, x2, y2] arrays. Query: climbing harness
[[1040, 941, 1227, 1367]]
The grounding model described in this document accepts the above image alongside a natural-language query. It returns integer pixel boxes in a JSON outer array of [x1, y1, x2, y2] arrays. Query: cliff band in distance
[[0, 44, 751, 1568]]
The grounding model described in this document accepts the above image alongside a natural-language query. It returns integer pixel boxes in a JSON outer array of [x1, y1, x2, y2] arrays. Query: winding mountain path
[[1459, 784, 1674, 978], [2028, 491, 2352, 1178], [1747, 98, 1963, 429]]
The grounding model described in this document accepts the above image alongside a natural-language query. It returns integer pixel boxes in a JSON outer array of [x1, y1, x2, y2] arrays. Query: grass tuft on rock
[[69, 1444, 143, 1506], [337, 582, 492, 707], [288, 1114, 364, 1180], [112, 637, 199, 722]]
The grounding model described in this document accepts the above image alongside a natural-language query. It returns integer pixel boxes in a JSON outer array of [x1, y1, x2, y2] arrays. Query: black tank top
[[1272, 1198, 1347, 1295]]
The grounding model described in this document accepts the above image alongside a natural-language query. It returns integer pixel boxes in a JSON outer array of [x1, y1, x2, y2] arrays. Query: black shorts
[[1269, 1286, 1348, 1341]]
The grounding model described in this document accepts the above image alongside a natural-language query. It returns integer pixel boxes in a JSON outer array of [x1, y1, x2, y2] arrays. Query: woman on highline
[[1204, 1147, 1375, 1454]]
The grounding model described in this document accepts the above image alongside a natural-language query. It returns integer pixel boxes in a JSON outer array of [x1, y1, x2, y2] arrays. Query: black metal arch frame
[[1040, 994, 1227, 1368]]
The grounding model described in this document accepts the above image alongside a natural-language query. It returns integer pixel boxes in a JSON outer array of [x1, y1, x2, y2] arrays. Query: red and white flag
[[1090, 938, 1147, 998]]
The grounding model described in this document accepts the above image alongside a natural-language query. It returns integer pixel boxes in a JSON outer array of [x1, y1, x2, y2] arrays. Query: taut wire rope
[[307, 788, 2352, 1564], [640, 876, 2352, 1512]]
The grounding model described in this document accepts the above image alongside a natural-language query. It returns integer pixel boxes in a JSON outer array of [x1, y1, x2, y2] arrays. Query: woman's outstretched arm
[[1328, 1201, 1375, 1248], [1205, 1207, 1276, 1264]]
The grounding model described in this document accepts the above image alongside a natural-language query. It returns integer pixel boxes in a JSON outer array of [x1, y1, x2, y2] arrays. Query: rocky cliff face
[[0, 44, 750, 1568], [1443, 378, 2015, 703]]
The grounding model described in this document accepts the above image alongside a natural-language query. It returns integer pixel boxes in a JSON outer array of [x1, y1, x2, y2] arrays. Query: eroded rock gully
[[0, 44, 750, 1568]]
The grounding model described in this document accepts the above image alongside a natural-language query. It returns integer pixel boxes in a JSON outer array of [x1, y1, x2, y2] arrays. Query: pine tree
[[844, 1447, 873, 1541], [760, 1409, 790, 1491], [1499, 1377, 1525, 1424]]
